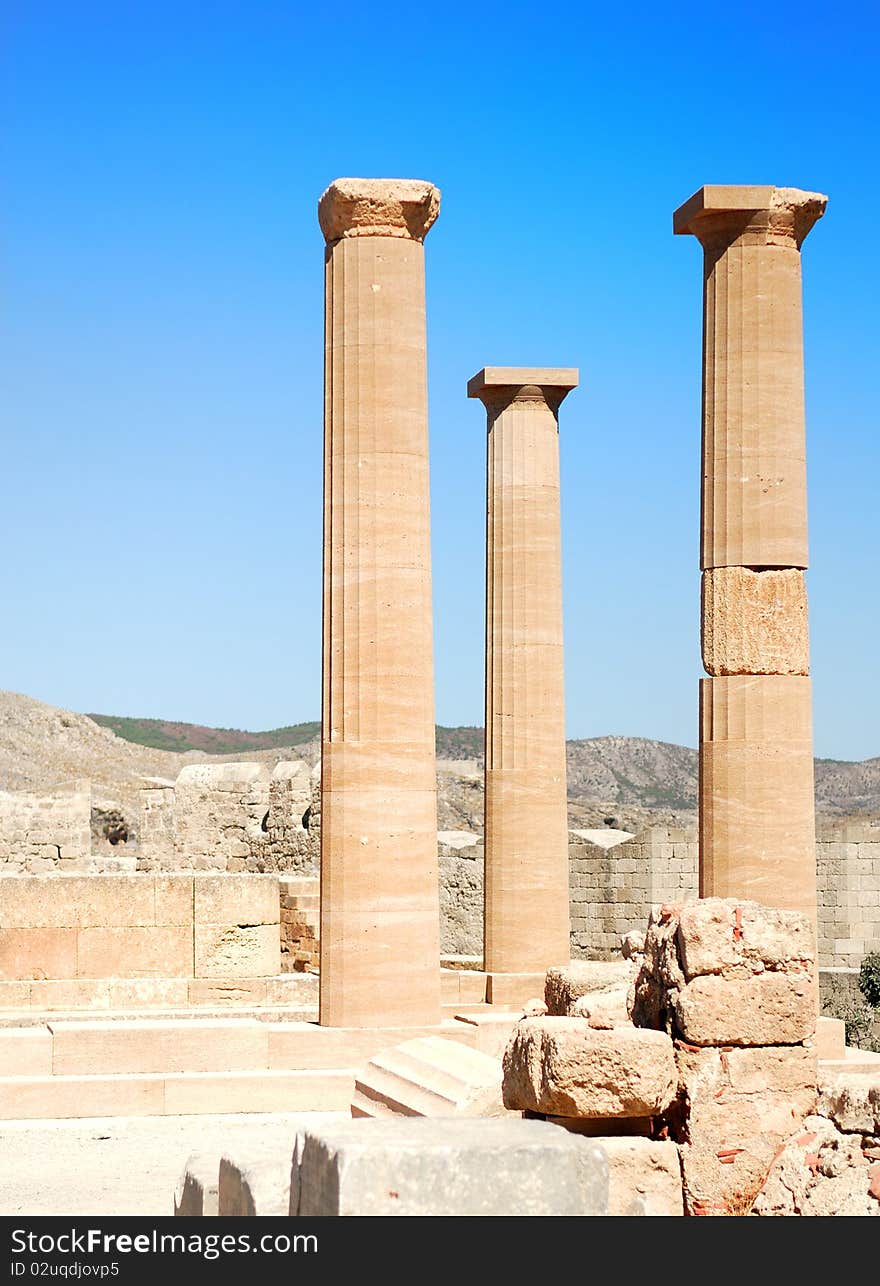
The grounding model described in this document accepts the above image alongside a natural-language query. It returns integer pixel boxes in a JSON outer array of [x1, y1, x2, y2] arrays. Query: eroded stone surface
[[702, 567, 809, 676], [674, 973, 814, 1047], [602, 1137, 684, 1216], [631, 900, 815, 1045], [753, 1115, 880, 1216], [502, 1017, 676, 1118], [318, 178, 440, 242], [545, 961, 634, 1016], [290, 1118, 609, 1216], [674, 1043, 817, 1215]]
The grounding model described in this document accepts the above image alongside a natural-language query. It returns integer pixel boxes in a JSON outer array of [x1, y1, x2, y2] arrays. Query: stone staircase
[[351, 1035, 505, 1118], [0, 1002, 488, 1119]]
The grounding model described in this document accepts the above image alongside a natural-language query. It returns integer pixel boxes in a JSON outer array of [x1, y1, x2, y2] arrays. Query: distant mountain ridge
[[87, 710, 880, 818]]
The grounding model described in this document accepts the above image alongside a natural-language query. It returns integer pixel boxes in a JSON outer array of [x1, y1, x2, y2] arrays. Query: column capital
[[467, 367, 579, 414], [674, 185, 827, 250], [319, 177, 440, 244]]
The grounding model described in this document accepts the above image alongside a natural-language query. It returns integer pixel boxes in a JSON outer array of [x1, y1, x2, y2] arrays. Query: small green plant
[[830, 1000, 879, 1051], [858, 951, 880, 1010]]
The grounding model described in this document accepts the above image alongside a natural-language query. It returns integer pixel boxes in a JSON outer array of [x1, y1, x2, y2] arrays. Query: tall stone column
[[318, 178, 442, 1029], [468, 368, 578, 996], [674, 185, 827, 924]]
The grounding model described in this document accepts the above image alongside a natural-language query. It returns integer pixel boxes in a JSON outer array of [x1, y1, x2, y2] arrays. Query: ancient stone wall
[[570, 824, 880, 972], [816, 823, 880, 969], [137, 760, 317, 874], [569, 827, 699, 958], [0, 873, 279, 982], [0, 781, 92, 873]]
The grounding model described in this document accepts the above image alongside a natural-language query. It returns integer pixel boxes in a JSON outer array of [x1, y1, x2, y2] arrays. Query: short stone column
[[318, 178, 442, 1028], [468, 368, 578, 997], [674, 185, 827, 924]]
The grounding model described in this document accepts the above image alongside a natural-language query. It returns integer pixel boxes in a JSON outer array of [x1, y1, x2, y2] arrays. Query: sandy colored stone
[[753, 1115, 880, 1217], [318, 177, 440, 242], [816, 1016, 846, 1061], [351, 1035, 506, 1118], [193, 874, 278, 927], [675, 897, 815, 980], [545, 961, 634, 1016], [0, 928, 77, 980], [319, 181, 442, 1028], [502, 1017, 676, 1118], [0, 1028, 52, 1076], [194, 923, 279, 979], [674, 1042, 817, 1214], [290, 1117, 609, 1216], [77, 926, 192, 979], [674, 972, 814, 1046], [700, 676, 817, 925], [469, 370, 577, 975], [702, 567, 809, 675], [818, 1072, 880, 1135], [675, 184, 826, 569], [49, 1017, 270, 1076], [601, 1137, 684, 1216]]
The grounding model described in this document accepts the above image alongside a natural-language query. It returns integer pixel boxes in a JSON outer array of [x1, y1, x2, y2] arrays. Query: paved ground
[[0, 1112, 344, 1216]]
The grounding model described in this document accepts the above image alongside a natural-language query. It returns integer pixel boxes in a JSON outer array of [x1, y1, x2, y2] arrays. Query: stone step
[[351, 1035, 503, 1119], [0, 1004, 318, 1029], [278, 878, 319, 897], [282, 895, 319, 913], [0, 1068, 354, 1120], [0, 974, 318, 1014]]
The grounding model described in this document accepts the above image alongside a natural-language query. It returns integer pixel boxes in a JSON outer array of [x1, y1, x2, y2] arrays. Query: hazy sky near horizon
[[2, 3, 878, 759]]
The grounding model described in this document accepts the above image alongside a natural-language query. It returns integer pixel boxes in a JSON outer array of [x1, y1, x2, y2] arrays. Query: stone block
[[193, 875, 279, 927], [29, 980, 111, 1011], [351, 1036, 506, 1118], [816, 1016, 846, 1061], [108, 978, 190, 1009], [0, 1027, 52, 1075], [701, 566, 809, 676], [753, 1114, 880, 1217], [674, 898, 815, 979], [290, 1117, 609, 1215], [218, 1151, 290, 1216], [601, 1137, 684, 1216], [48, 1018, 269, 1076], [817, 1072, 880, 1135], [485, 972, 546, 1007], [674, 973, 814, 1046], [674, 1043, 817, 1215], [162, 1069, 354, 1115], [154, 876, 194, 926], [175, 1153, 219, 1216], [502, 1018, 676, 1118], [544, 961, 634, 1015], [76, 926, 192, 978], [0, 928, 77, 980], [194, 923, 279, 978]]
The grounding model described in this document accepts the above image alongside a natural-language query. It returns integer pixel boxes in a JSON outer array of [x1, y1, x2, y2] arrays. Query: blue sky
[[2, 2, 878, 758]]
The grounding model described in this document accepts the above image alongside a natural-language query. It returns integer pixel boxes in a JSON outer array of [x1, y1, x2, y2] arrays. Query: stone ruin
[[2, 177, 879, 1217]]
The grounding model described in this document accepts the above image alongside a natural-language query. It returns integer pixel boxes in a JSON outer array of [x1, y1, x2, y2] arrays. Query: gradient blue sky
[[2, 2, 878, 758]]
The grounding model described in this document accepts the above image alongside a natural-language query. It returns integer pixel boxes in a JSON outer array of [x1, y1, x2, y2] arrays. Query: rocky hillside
[[1, 691, 878, 832]]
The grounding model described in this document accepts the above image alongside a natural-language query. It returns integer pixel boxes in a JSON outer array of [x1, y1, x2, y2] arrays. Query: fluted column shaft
[[319, 179, 441, 1028], [469, 367, 577, 975], [675, 185, 826, 925]]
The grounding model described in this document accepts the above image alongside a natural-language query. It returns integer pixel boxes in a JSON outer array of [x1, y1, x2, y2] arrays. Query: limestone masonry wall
[[0, 874, 279, 981], [0, 781, 91, 873], [570, 824, 880, 970], [815, 823, 880, 969], [137, 761, 317, 873]]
